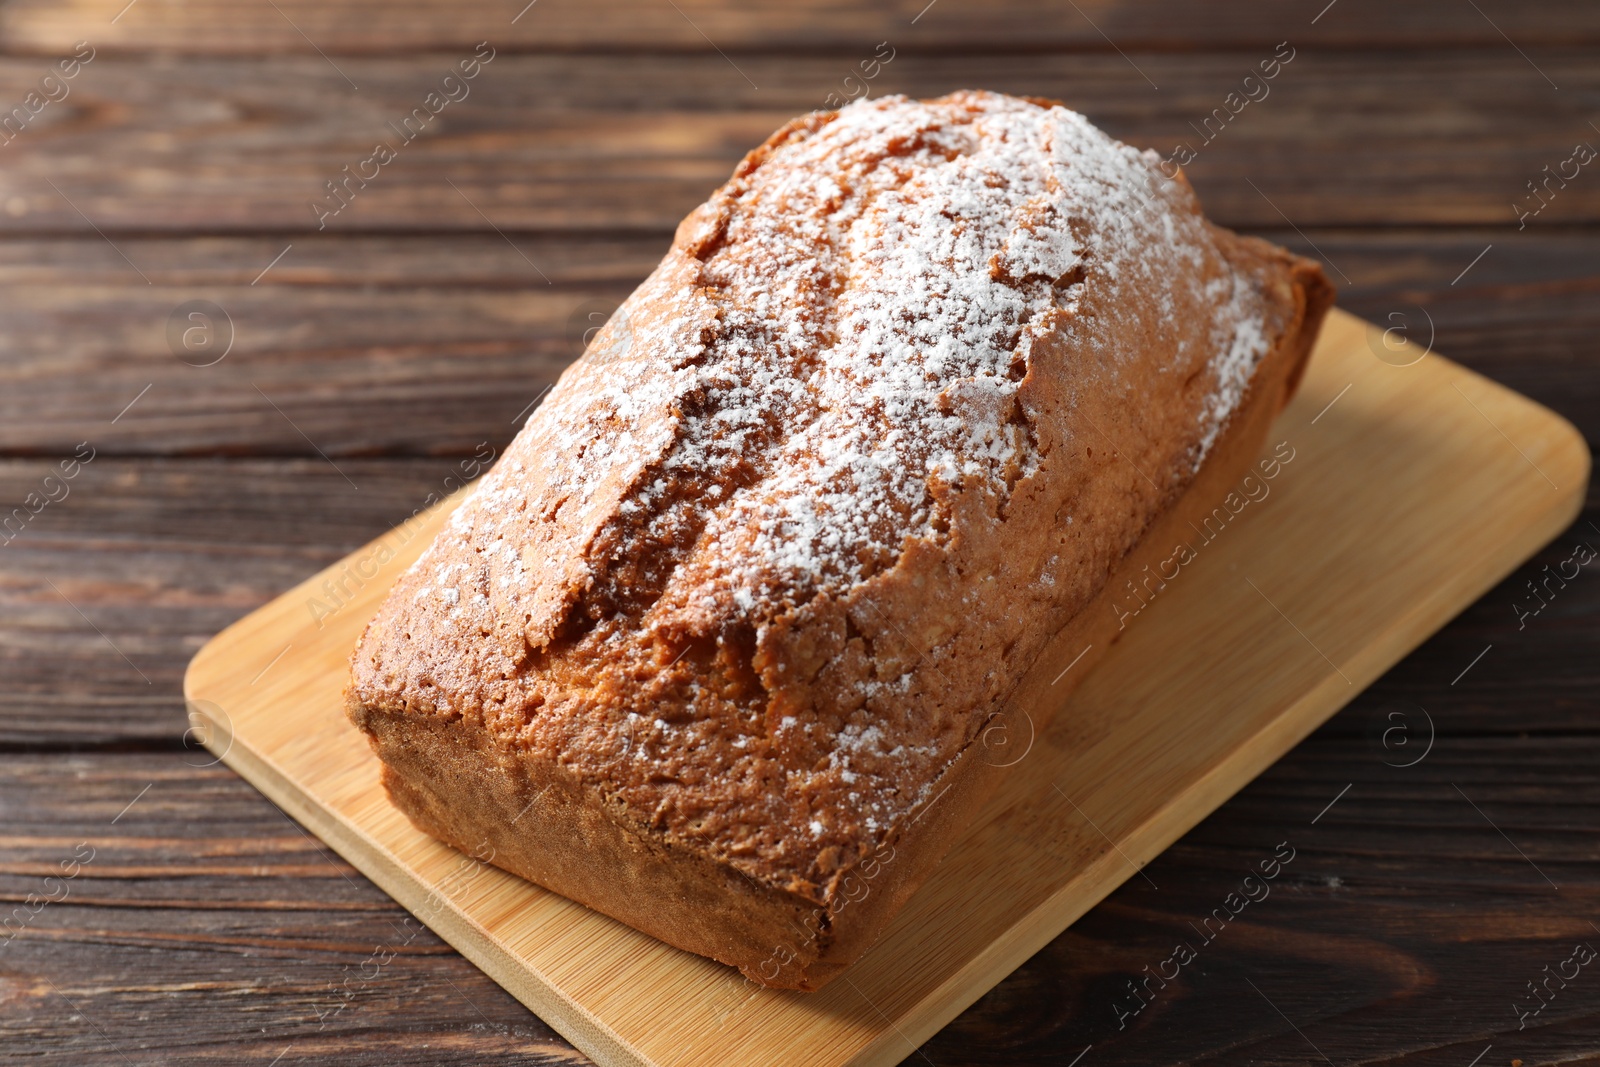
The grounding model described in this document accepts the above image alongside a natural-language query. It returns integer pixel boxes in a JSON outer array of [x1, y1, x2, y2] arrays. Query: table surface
[[1, 2, 1596, 1065]]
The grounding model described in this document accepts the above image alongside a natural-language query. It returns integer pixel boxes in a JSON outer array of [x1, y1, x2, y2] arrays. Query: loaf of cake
[[347, 90, 1333, 990]]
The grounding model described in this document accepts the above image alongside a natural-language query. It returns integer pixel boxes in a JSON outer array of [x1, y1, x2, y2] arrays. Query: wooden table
[[2, 2, 1595, 1063]]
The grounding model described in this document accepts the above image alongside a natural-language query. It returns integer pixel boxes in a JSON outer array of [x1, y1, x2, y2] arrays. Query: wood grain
[[0, 752, 586, 1065], [180, 311, 1590, 1067], [0, 458, 472, 745], [1, 231, 1596, 460], [1, 0, 1595, 53], [0, 52, 1593, 235]]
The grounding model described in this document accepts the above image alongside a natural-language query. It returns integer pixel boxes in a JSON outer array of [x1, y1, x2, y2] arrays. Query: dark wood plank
[[0, 753, 588, 1065], [0, 234, 652, 459], [0, 51, 1593, 234], [0, 459, 458, 745], [0, 0, 1594, 53], [4, 726, 1596, 1064], [1, 230, 1595, 459]]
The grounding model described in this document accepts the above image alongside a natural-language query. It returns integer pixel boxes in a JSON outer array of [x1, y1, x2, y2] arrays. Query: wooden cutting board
[[184, 308, 1588, 1067]]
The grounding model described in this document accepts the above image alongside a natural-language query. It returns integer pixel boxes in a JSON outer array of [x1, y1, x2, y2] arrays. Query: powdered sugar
[[1196, 274, 1271, 459]]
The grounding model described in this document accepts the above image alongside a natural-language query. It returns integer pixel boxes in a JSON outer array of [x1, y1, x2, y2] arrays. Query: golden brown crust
[[346, 91, 1334, 989]]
